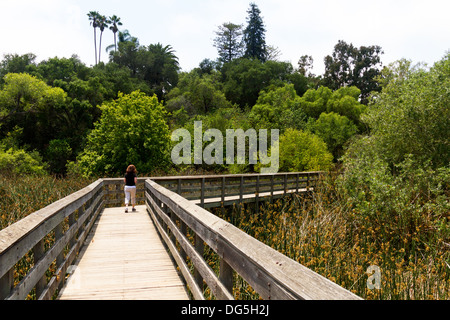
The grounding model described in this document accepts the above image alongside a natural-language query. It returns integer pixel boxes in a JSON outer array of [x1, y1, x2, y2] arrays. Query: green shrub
[[277, 128, 333, 172], [76, 91, 171, 176], [0, 147, 46, 175]]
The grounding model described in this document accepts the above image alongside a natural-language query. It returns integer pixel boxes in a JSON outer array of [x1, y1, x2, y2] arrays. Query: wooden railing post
[[239, 176, 244, 204], [180, 220, 188, 262], [284, 174, 288, 195], [255, 175, 260, 214], [270, 175, 274, 201], [219, 258, 233, 295], [33, 239, 46, 298], [54, 221, 65, 290], [0, 269, 13, 300], [200, 178, 205, 208], [307, 172, 310, 191], [221, 176, 226, 216], [68, 212, 77, 249], [194, 234, 204, 292]]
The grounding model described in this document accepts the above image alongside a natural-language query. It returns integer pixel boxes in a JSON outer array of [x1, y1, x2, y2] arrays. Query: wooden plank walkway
[[58, 205, 189, 300]]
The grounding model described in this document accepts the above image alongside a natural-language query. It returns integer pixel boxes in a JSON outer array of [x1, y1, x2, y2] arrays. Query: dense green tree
[[0, 53, 37, 79], [308, 112, 357, 160], [110, 35, 141, 75], [45, 138, 72, 174], [0, 144, 46, 175], [36, 55, 90, 86], [323, 40, 383, 104], [111, 39, 179, 100], [144, 43, 180, 98], [197, 58, 221, 76], [0, 73, 66, 123], [243, 3, 267, 62], [214, 22, 244, 63], [76, 91, 171, 176], [337, 54, 450, 242], [166, 70, 231, 116], [221, 58, 299, 108], [0, 73, 70, 165], [362, 55, 450, 169], [274, 128, 333, 172], [248, 84, 307, 132], [298, 85, 365, 128]]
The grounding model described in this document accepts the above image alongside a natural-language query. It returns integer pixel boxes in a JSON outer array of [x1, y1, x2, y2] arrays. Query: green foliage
[[214, 22, 244, 63], [323, 40, 384, 104], [363, 55, 450, 168], [248, 84, 307, 132], [166, 70, 231, 117], [221, 58, 302, 108], [243, 3, 267, 62], [0, 148, 46, 175], [277, 128, 333, 172], [45, 139, 72, 175], [0, 73, 66, 121], [338, 54, 450, 250], [308, 112, 357, 159], [110, 40, 180, 100], [0, 53, 37, 79], [76, 91, 171, 176], [338, 138, 449, 248], [0, 129, 47, 175], [298, 86, 333, 119], [298, 85, 365, 129]]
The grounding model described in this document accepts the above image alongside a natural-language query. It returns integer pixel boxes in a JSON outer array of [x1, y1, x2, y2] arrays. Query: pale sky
[[1, 0, 449, 74]]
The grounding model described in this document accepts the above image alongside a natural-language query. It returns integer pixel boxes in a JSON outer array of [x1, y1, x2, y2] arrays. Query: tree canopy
[[76, 91, 171, 176]]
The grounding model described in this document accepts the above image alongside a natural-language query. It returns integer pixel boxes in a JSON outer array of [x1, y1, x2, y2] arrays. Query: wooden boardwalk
[[190, 188, 309, 207], [58, 205, 189, 300]]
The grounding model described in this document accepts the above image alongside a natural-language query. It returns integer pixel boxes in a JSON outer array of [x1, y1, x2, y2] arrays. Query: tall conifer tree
[[243, 3, 267, 62]]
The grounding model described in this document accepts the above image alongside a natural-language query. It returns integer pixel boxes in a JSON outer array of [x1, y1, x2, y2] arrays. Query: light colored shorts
[[124, 185, 136, 205]]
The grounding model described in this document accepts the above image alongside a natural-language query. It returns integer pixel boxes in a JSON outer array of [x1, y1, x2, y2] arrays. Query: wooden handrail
[[144, 176, 362, 300], [0, 179, 105, 300]]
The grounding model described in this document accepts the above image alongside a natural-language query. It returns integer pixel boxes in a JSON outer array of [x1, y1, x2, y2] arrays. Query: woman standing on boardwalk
[[124, 165, 138, 212]]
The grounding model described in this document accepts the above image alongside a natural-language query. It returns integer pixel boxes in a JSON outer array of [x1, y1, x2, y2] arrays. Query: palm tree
[[146, 43, 180, 96], [97, 15, 109, 63], [87, 11, 100, 65], [108, 15, 122, 52]]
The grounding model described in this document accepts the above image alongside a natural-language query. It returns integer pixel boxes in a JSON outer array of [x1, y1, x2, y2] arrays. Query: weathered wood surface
[[146, 180, 362, 300], [0, 179, 104, 300], [58, 205, 188, 300]]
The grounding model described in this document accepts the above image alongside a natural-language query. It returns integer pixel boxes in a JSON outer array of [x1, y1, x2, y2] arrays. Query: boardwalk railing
[[0, 172, 362, 300], [144, 173, 361, 300], [0, 179, 105, 300], [102, 172, 321, 208]]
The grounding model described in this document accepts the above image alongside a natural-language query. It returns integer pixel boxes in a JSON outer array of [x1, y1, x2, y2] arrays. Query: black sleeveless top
[[124, 172, 137, 186]]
